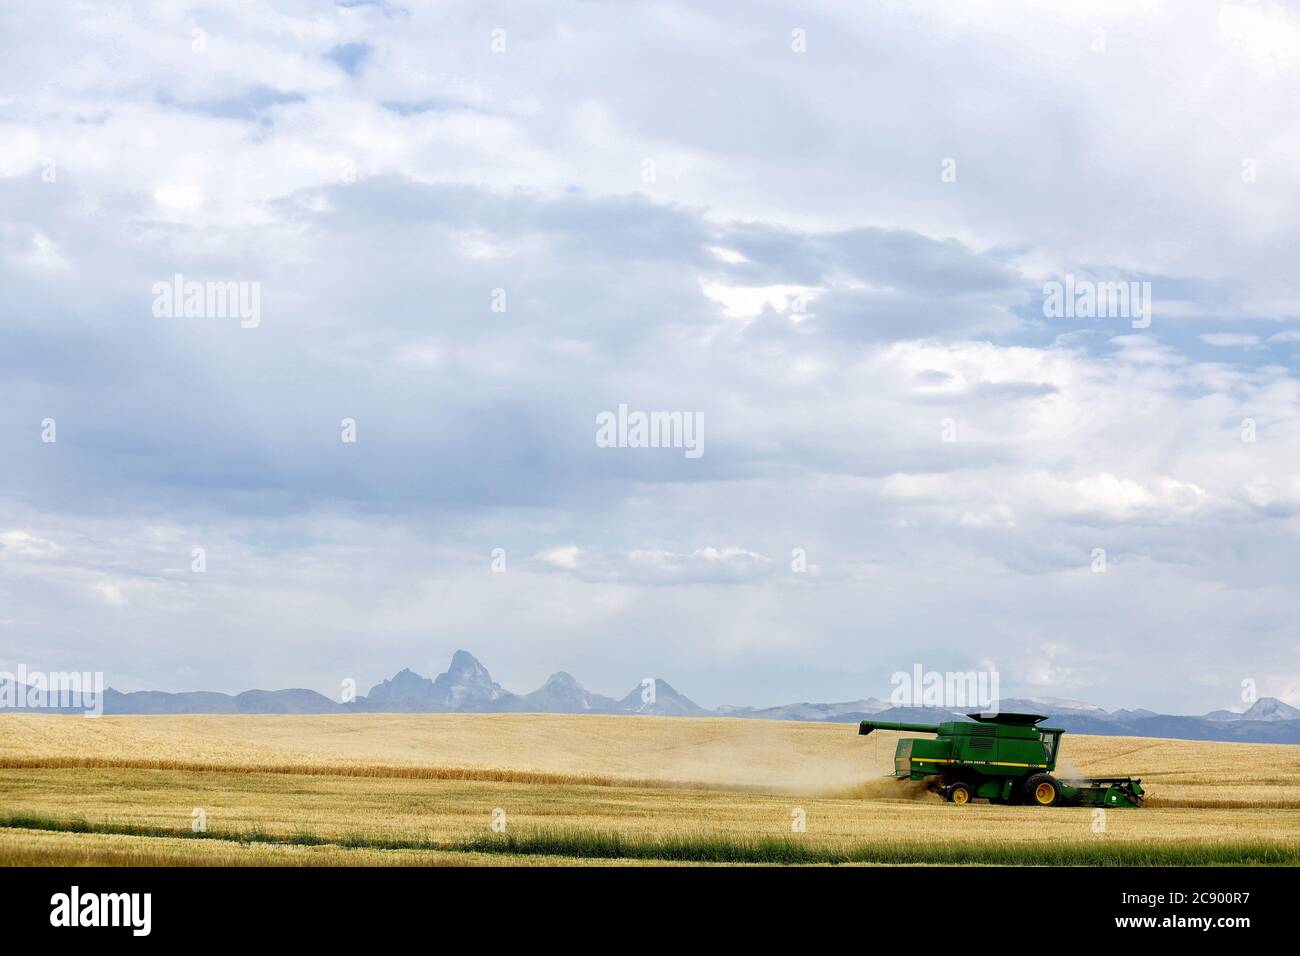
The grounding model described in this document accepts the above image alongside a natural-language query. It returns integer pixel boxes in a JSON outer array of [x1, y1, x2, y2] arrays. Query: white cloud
[[538, 545, 581, 570], [698, 281, 819, 320], [2, 1, 1299, 712], [1218, 2, 1300, 65], [0, 531, 63, 558], [1200, 332, 1261, 348], [91, 581, 127, 607]]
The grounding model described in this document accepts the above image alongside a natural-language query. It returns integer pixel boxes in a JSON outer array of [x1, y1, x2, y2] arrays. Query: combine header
[[859, 712, 1144, 807]]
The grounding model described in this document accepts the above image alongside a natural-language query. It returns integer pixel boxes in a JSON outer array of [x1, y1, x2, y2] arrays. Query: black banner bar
[[0, 865, 1287, 941]]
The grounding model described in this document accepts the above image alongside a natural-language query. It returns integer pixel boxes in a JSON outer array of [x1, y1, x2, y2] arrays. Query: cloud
[[1, 2, 1299, 711], [537, 545, 581, 570], [91, 581, 127, 607], [533, 545, 775, 585], [1201, 332, 1262, 348], [0, 531, 63, 558], [157, 86, 307, 122]]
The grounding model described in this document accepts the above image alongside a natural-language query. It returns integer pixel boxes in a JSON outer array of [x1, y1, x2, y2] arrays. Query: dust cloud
[[626, 723, 940, 801]]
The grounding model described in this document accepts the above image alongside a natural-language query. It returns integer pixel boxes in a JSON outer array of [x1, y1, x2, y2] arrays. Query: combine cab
[[859, 712, 1144, 807]]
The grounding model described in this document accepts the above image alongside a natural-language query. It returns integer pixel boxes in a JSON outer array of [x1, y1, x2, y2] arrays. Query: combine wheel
[[945, 781, 973, 805], [1024, 773, 1061, 807]]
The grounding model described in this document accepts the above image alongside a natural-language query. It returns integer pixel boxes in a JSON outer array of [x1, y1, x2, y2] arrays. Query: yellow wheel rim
[[1035, 782, 1055, 804], [952, 788, 969, 805]]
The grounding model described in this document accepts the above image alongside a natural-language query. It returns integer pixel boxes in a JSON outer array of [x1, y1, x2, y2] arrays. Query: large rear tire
[[1024, 773, 1061, 807]]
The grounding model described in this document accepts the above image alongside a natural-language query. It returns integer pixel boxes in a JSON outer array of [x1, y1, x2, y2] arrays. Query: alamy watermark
[[50, 886, 150, 936], [1042, 274, 1152, 329], [595, 404, 703, 459], [151, 274, 261, 328], [890, 664, 1000, 714], [0, 666, 103, 717]]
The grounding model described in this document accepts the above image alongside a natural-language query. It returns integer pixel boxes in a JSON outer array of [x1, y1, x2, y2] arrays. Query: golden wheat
[[5, 712, 1295, 801], [1, 713, 1296, 864]]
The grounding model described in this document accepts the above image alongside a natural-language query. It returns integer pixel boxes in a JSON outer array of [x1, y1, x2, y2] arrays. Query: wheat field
[[0, 713, 1296, 865]]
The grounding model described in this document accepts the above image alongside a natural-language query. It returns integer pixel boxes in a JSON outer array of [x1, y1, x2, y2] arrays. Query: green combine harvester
[[859, 711, 1144, 807]]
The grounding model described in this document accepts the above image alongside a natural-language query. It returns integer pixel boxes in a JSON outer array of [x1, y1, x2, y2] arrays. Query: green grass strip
[[461, 829, 1300, 866], [1, 813, 1295, 866]]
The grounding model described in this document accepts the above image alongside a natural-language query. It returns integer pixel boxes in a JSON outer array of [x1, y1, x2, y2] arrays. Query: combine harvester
[[859, 711, 1145, 807]]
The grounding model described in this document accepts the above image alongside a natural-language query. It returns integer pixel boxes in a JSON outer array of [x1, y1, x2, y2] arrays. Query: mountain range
[[4, 650, 1299, 744], [352, 651, 706, 716]]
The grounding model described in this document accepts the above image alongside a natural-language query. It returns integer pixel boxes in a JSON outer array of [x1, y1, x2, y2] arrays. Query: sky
[[2, 1, 1299, 714]]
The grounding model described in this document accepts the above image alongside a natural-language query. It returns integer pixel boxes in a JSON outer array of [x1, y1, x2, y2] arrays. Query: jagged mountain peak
[[1242, 697, 1300, 721], [513, 671, 619, 713], [365, 667, 435, 704], [447, 650, 486, 674], [430, 650, 508, 708], [618, 677, 707, 716]]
